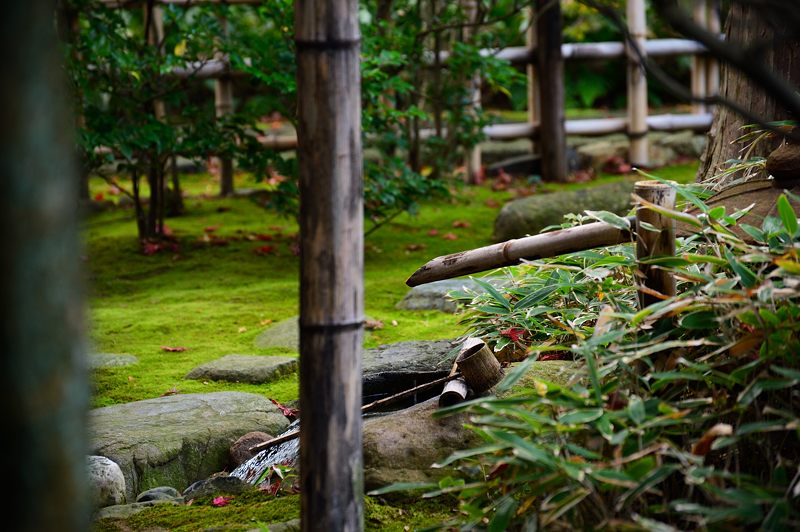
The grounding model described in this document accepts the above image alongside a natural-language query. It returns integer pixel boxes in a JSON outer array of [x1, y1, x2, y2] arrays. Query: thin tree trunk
[[295, 0, 364, 529], [697, 4, 800, 185], [536, 0, 567, 181], [1, 3, 90, 530]]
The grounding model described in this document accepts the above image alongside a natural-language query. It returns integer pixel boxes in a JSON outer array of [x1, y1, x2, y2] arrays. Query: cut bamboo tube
[[626, 0, 649, 167], [406, 217, 635, 287], [457, 339, 504, 394], [690, 0, 708, 115], [634, 180, 676, 309]]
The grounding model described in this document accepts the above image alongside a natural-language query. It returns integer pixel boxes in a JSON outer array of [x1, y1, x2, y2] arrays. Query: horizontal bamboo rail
[[437, 38, 711, 64]]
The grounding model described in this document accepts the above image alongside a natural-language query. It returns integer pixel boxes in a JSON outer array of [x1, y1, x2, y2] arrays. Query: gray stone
[[182, 475, 252, 501], [659, 130, 707, 158], [89, 391, 290, 501], [254, 317, 299, 350], [263, 519, 301, 532], [94, 500, 181, 521], [136, 486, 182, 503], [185, 354, 298, 384], [87, 455, 126, 509], [395, 279, 500, 313], [88, 353, 139, 369], [575, 139, 629, 171], [492, 179, 636, 241]]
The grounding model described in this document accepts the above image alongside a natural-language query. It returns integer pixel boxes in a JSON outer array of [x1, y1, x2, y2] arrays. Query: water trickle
[[230, 420, 300, 486]]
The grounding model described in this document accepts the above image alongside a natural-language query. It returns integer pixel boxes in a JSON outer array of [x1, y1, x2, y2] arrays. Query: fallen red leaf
[[427, 229, 439, 236], [160, 387, 180, 397], [442, 233, 458, 240], [204, 225, 219, 233], [485, 198, 501, 208], [254, 245, 277, 255], [160, 346, 188, 352], [212, 496, 232, 507], [270, 398, 299, 420], [364, 319, 384, 330], [538, 352, 573, 361], [452, 220, 471, 228], [405, 243, 426, 252], [500, 327, 526, 343], [94, 192, 104, 201]]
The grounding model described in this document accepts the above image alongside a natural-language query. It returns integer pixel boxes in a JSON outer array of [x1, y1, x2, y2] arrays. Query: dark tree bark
[[697, 3, 800, 184], [0, 2, 90, 531], [295, 0, 364, 530]]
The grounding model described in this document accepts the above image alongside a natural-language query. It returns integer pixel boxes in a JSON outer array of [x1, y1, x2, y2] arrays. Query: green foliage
[[399, 181, 800, 529]]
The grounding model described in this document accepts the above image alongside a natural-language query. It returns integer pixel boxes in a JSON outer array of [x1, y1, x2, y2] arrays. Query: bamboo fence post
[[295, 0, 364, 529], [462, 0, 482, 184], [215, 15, 235, 197], [634, 180, 676, 309], [690, 0, 707, 114], [705, 0, 720, 107], [535, 0, 567, 181], [626, 0, 649, 167], [526, 6, 540, 157]]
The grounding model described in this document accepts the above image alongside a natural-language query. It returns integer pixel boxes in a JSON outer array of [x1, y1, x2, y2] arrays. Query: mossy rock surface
[[492, 179, 636, 241]]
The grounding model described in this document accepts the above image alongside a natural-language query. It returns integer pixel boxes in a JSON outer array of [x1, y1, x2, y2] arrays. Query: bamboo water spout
[[405, 216, 636, 287]]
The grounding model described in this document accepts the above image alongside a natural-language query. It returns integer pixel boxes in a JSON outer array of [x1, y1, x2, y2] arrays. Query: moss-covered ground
[[86, 161, 696, 529]]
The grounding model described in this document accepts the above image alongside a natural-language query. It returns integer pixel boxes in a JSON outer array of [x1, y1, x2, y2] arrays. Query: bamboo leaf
[[584, 210, 631, 230], [776, 194, 798, 236], [472, 278, 511, 310], [723, 247, 758, 288], [632, 193, 703, 227], [558, 408, 604, 425]]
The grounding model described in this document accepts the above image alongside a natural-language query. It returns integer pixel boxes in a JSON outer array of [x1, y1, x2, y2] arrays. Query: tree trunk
[[295, 0, 364, 530], [0, 3, 90, 531], [697, 4, 800, 185]]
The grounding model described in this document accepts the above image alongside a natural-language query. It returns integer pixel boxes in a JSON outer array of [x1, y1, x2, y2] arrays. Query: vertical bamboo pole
[[526, 7, 540, 157], [705, 0, 720, 108], [634, 181, 676, 309], [535, 0, 567, 181], [462, 0, 482, 184], [626, 0, 649, 167], [2, 3, 90, 530], [690, 0, 708, 114], [216, 16, 235, 197], [295, 0, 364, 530]]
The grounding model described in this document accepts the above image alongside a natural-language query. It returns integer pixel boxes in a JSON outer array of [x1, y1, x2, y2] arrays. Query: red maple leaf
[[500, 327, 526, 343], [160, 345, 188, 352], [212, 496, 232, 507], [254, 245, 276, 255], [270, 398, 299, 421]]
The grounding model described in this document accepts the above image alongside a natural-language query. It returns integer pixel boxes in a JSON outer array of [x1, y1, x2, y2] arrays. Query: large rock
[[89, 353, 139, 369], [492, 179, 636, 241], [395, 278, 502, 313], [184, 354, 298, 384], [89, 392, 291, 501], [363, 340, 459, 400]]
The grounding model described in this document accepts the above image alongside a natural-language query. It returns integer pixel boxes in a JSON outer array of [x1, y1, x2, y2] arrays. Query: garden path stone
[[184, 354, 298, 384], [89, 353, 139, 369], [89, 391, 290, 502], [362, 339, 459, 399], [254, 317, 299, 350], [395, 278, 503, 313]]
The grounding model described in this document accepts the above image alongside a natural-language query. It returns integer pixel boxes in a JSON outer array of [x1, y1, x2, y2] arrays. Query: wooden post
[[216, 16, 235, 197], [690, 0, 708, 114], [462, 0, 482, 184], [526, 7, 540, 157], [634, 180, 676, 309], [535, 0, 567, 181], [2, 2, 90, 529], [626, 0, 649, 167], [295, 0, 364, 530], [705, 0, 720, 108]]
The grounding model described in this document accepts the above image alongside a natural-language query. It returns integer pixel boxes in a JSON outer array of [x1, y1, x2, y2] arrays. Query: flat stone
[[89, 353, 139, 369], [254, 317, 299, 350], [395, 279, 500, 313], [184, 354, 298, 384]]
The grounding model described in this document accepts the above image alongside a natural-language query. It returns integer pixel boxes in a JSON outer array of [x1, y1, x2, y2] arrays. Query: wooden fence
[[90, 0, 721, 187]]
